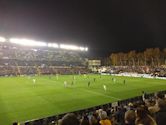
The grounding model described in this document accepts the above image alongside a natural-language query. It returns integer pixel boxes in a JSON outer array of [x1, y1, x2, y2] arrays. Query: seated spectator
[[110, 114, 118, 125], [148, 92, 165, 115], [124, 110, 135, 125], [98, 110, 112, 125], [135, 106, 157, 125], [60, 113, 80, 125], [155, 92, 165, 100], [80, 115, 90, 125], [89, 113, 100, 125], [115, 106, 126, 124], [155, 99, 166, 125], [146, 99, 157, 117]]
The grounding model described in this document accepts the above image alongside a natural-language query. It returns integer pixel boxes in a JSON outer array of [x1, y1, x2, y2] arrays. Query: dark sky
[[0, 0, 166, 57]]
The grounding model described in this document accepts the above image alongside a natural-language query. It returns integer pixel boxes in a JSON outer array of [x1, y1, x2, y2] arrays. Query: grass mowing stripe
[[83, 89, 121, 100]]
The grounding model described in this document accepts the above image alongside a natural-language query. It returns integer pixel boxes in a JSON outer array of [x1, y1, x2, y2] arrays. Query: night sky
[[0, 0, 166, 57]]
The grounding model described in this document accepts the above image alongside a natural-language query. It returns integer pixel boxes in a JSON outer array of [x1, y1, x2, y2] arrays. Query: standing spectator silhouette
[[155, 99, 166, 125], [60, 113, 80, 125], [135, 106, 157, 125]]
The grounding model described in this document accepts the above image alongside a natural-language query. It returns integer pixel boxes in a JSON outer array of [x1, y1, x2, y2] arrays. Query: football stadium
[[0, 37, 166, 125], [1, 1, 166, 125]]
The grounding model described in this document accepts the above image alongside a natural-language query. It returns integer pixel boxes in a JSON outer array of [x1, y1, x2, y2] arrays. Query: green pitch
[[0, 74, 166, 125]]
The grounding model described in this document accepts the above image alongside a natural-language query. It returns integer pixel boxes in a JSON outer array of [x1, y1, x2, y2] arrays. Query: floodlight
[[60, 44, 88, 51], [0, 36, 6, 42], [60, 44, 80, 50], [79, 47, 85, 51], [9, 38, 47, 47], [32, 49, 38, 52], [48, 43, 59, 48], [85, 47, 88, 51], [8, 37, 88, 51]]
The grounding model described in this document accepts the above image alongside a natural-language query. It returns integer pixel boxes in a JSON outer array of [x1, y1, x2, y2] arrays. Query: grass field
[[0, 74, 166, 125]]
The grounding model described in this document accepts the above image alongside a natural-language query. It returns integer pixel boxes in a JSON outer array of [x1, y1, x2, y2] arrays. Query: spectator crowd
[[99, 66, 166, 77], [0, 43, 88, 76]]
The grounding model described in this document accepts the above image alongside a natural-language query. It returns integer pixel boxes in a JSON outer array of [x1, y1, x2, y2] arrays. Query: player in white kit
[[64, 81, 67, 88], [103, 85, 107, 92]]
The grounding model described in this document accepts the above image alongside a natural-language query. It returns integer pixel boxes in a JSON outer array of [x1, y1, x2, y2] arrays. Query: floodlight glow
[[60, 44, 80, 50], [79, 47, 85, 51], [9, 38, 47, 47], [32, 49, 38, 52], [60, 44, 88, 51], [8, 37, 88, 51], [0, 36, 6, 42], [48, 43, 59, 48], [85, 47, 88, 51]]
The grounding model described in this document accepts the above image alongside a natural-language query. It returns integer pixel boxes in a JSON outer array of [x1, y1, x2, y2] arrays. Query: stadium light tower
[[0, 36, 6, 42]]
